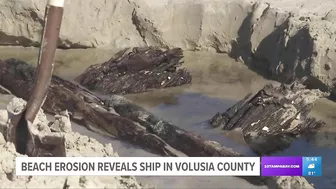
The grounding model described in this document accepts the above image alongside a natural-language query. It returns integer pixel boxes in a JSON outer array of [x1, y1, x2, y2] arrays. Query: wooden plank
[[75, 47, 192, 94], [209, 79, 328, 155]]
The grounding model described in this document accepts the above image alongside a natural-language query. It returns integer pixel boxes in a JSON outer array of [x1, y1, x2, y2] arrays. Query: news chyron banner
[[16, 157, 261, 176], [15, 156, 322, 176]]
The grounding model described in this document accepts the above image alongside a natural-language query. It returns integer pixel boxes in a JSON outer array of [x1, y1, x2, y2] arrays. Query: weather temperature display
[[302, 157, 322, 176]]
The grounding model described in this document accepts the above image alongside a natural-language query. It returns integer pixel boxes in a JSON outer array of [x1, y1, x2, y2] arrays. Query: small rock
[[7, 98, 26, 114], [324, 63, 331, 71], [49, 110, 72, 133]]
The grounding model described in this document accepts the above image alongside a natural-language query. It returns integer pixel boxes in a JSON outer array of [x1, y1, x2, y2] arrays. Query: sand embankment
[[1, 0, 336, 94]]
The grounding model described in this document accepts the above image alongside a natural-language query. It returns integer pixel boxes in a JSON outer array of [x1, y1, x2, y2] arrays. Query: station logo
[[261, 156, 322, 176], [261, 157, 302, 176]]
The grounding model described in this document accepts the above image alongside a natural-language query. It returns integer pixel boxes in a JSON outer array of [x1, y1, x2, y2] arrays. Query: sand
[[2, 0, 336, 99], [0, 97, 150, 189]]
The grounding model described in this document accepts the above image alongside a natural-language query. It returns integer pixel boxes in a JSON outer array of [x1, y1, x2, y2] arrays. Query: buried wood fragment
[[75, 46, 192, 95], [209, 78, 329, 155]]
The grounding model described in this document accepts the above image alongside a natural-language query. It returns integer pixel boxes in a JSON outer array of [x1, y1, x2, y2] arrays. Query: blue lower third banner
[[261, 156, 322, 176]]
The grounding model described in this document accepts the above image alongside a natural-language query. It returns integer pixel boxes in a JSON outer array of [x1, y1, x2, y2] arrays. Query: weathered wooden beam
[[0, 58, 182, 157], [104, 95, 240, 157], [75, 46, 192, 95], [209, 79, 328, 155], [0, 58, 235, 158]]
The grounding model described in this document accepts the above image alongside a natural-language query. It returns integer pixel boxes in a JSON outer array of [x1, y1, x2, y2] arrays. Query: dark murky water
[[125, 90, 336, 189], [126, 92, 254, 155], [0, 48, 335, 188]]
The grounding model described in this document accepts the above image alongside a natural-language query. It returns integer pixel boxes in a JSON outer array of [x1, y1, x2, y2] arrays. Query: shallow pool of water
[[124, 89, 336, 189], [71, 92, 266, 189], [0, 47, 335, 188]]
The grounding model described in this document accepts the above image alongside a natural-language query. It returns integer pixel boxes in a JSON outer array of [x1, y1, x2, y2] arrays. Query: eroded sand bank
[[1, 0, 336, 95]]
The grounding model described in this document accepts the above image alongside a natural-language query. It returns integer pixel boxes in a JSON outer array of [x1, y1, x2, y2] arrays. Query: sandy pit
[[0, 47, 332, 188], [1, 0, 336, 188]]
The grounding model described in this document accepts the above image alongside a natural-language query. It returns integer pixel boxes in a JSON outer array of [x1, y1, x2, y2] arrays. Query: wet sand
[[0, 47, 335, 188]]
